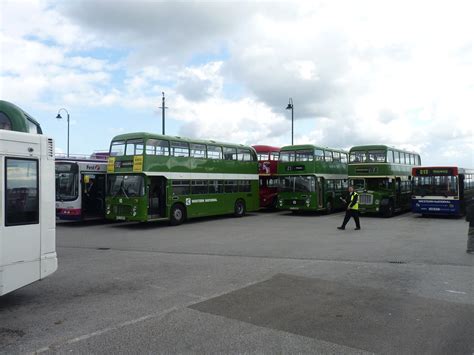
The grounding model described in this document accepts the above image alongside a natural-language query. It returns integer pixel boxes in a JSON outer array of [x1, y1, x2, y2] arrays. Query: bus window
[[5, 158, 39, 226], [27, 119, 40, 134], [314, 149, 324, 161], [171, 141, 189, 157], [225, 180, 238, 193], [190, 143, 206, 158], [238, 180, 251, 192], [191, 180, 208, 194], [171, 180, 190, 195], [324, 150, 333, 162], [279, 151, 294, 162], [295, 150, 314, 161], [237, 149, 252, 161], [341, 153, 348, 164], [223, 147, 237, 160], [400, 152, 406, 164], [110, 141, 126, 156], [387, 150, 394, 163], [333, 152, 341, 162], [56, 163, 79, 201], [350, 151, 366, 163], [207, 145, 223, 160], [125, 139, 144, 155], [270, 152, 279, 161], [209, 180, 224, 193], [257, 152, 269, 161], [146, 139, 169, 156], [367, 150, 385, 162], [0, 112, 12, 130]]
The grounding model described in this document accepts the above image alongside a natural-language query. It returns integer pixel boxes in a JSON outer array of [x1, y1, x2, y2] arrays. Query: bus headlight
[[132, 206, 137, 216], [375, 199, 380, 205], [106, 205, 111, 215]]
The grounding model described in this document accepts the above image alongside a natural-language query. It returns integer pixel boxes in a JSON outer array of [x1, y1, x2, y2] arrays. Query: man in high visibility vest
[[337, 186, 361, 230]]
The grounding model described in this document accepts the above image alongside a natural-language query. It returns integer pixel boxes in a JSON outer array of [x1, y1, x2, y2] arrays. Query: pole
[[162, 92, 165, 135], [67, 112, 70, 158], [291, 105, 294, 145]]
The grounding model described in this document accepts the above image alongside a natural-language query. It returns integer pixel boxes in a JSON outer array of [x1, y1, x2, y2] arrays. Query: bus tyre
[[234, 199, 246, 217], [170, 204, 186, 226], [384, 202, 394, 218]]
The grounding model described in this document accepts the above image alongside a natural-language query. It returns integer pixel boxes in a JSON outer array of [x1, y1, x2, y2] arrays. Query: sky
[[0, 0, 473, 167]]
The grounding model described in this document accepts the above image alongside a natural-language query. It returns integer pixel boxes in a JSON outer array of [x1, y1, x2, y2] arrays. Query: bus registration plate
[[116, 216, 126, 221]]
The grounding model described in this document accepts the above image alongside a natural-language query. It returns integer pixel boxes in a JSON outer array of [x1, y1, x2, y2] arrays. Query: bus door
[[149, 176, 167, 218], [316, 177, 324, 209], [3, 157, 41, 290], [82, 173, 106, 219]]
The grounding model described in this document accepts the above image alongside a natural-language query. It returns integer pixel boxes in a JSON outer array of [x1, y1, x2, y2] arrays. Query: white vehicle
[[56, 158, 108, 221], [0, 100, 57, 296]]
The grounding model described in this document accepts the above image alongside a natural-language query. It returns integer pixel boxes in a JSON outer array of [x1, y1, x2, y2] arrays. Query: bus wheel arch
[[234, 199, 246, 217], [170, 203, 187, 225]]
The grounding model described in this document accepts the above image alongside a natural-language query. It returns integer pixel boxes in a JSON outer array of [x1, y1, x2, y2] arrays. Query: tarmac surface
[[1, 211, 473, 354]]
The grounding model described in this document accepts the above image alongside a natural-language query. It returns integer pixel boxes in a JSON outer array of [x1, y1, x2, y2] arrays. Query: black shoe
[[354, 227, 361, 230], [337, 227, 345, 230]]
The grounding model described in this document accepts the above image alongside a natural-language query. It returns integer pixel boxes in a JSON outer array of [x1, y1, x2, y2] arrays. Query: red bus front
[[253, 145, 280, 208]]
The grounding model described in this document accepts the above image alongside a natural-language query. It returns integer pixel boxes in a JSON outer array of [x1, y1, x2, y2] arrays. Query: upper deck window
[[237, 148, 253, 161], [207, 145, 223, 160], [350, 151, 366, 163], [0, 112, 12, 130], [314, 149, 324, 161], [270, 152, 279, 161], [341, 153, 348, 164], [110, 141, 126, 156], [125, 139, 144, 156], [394, 151, 400, 164], [146, 139, 169, 156], [367, 150, 386, 163], [295, 150, 314, 162], [324, 150, 333, 162], [171, 141, 189, 157], [223, 147, 237, 160], [333, 151, 341, 162], [190, 143, 206, 158], [387, 150, 394, 163], [257, 152, 269, 161], [279, 151, 295, 162]]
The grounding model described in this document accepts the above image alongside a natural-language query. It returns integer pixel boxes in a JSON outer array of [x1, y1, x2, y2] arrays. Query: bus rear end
[[412, 167, 462, 216], [56, 161, 82, 220]]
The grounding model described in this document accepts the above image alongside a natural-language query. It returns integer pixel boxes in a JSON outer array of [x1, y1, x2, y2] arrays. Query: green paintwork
[[0, 100, 42, 134], [105, 133, 259, 223], [276, 145, 348, 212], [348, 145, 421, 216]]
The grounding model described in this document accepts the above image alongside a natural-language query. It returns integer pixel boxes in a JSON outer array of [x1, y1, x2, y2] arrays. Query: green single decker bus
[[277, 145, 348, 213], [105, 132, 259, 225], [348, 145, 421, 217]]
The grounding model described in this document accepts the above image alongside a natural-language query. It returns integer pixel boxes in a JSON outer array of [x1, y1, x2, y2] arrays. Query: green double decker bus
[[277, 145, 348, 213], [105, 132, 259, 225], [348, 145, 421, 217]]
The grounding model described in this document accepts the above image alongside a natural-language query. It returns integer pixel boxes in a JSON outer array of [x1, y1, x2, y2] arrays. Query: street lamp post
[[286, 98, 294, 145], [161, 92, 168, 135], [56, 108, 70, 157]]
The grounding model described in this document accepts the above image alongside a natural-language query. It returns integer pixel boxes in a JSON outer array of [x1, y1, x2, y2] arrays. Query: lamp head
[[56, 113, 62, 119], [286, 103, 293, 110]]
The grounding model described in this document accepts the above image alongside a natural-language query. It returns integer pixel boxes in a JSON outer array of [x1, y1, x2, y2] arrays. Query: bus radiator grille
[[359, 194, 373, 205]]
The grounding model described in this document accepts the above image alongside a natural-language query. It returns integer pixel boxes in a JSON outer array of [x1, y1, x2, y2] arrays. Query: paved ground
[[1, 211, 473, 354]]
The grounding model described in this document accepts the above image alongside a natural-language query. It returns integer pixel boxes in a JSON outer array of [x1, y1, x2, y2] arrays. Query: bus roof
[[252, 145, 280, 152], [349, 144, 419, 155], [280, 144, 347, 153], [0, 100, 42, 134], [111, 132, 255, 150]]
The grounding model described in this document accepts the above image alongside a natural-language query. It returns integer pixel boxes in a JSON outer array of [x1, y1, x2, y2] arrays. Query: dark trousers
[[341, 209, 360, 229]]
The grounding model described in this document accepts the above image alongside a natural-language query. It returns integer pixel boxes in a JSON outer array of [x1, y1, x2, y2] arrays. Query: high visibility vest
[[350, 192, 359, 210]]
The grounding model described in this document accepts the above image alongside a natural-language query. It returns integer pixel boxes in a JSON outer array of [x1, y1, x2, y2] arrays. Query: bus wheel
[[234, 199, 246, 217], [384, 202, 394, 218], [170, 204, 186, 226], [326, 200, 333, 214]]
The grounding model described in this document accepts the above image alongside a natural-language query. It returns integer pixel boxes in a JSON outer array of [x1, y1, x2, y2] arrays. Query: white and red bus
[[0, 100, 57, 295], [56, 158, 108, 221], [253, 145, 280, 209]]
